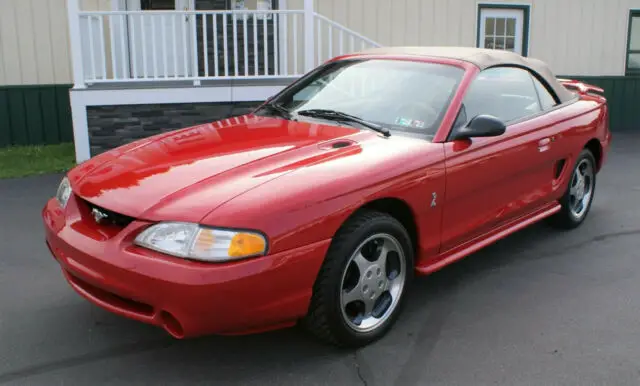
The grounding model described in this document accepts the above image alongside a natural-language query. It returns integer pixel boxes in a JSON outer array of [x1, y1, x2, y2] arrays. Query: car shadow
[[3, 222, 559, 385]]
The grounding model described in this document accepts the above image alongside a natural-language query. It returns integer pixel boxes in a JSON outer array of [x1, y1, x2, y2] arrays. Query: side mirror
[[451, 115, 506, 140]]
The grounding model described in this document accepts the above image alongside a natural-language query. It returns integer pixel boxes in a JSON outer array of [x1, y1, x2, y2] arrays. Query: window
[[461, 67, 545, 124], [274, 59, 465, 139], [627, 11, 640, 75], [477, 5, 530, 56]]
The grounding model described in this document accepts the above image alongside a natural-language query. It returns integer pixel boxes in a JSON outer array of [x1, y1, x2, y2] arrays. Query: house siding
[[2, 0, 640, 86], [0, 0, 112, 87], [287, 0, 640, 77]]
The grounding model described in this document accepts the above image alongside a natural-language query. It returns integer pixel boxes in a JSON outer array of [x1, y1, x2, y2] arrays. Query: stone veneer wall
[[87, 101, 261, 156]]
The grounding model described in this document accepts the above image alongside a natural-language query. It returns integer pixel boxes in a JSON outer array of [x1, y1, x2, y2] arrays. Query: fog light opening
[[160, 311, 184, 339]]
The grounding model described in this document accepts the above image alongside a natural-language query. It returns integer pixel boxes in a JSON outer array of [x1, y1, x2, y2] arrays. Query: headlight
[[134, 222, 267, 262], [56, 177, 72, 208]]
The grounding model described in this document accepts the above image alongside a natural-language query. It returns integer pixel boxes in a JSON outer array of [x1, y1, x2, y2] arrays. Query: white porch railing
[[67, 2, 381, 88]]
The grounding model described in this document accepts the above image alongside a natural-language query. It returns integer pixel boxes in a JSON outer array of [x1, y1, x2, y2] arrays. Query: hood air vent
[[318, 139, 356, 150], [332, 141, 352, 148]]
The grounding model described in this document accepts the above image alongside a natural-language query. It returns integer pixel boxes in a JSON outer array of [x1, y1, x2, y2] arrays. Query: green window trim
[[476, 3, 531, 57], [626, 10, 640, 76]]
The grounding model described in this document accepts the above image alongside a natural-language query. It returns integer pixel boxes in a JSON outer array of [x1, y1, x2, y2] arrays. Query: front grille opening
[[80, 198, 135, 228], [68, 272, 154, 317]]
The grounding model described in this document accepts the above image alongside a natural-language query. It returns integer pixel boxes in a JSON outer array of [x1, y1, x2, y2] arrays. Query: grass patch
[[0, 143, 76, 179]]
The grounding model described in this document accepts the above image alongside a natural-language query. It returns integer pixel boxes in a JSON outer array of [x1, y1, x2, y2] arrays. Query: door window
[[478, 7, 527, 55], [461, 66, 543, 124]]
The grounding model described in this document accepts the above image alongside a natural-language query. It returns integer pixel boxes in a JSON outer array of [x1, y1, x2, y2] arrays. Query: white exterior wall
[[2, 0, 640, 87], [290, 0, 640, 76]]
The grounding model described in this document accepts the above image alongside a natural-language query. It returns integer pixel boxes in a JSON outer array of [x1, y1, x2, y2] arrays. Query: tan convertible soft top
[[357, 46, 576, 104]]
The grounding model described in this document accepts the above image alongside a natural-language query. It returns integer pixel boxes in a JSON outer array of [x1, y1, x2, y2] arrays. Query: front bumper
[[42, 195, 330, 338]]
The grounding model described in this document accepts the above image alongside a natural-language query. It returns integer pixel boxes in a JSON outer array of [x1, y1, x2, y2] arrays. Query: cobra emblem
[[431, 192, 437, 208]]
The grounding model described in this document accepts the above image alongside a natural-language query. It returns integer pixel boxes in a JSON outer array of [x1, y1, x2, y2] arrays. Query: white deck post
[[303, 0, 315, 73], [67, 0, 91, 162], [70, 91, 91, 162], [67, 0, 86, 89]]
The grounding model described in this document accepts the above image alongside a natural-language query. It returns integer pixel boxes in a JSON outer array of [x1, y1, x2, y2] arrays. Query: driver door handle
[[538, 136, 554, 153]]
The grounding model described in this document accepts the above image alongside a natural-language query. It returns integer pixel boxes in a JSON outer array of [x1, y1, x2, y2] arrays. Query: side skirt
[[415, 202, 562, 275]]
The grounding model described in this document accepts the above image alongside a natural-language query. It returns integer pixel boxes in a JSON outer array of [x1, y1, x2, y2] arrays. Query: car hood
[[69, 115, 375, 222]]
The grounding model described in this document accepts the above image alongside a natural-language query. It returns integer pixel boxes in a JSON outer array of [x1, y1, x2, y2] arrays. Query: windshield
[[271, 59, 465, 140]]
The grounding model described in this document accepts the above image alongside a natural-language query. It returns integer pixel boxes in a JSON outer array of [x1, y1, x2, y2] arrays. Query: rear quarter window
[[531, 76, 559, 110]]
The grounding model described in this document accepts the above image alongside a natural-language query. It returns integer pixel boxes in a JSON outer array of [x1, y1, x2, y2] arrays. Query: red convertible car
[[43, 47, 611, 347]]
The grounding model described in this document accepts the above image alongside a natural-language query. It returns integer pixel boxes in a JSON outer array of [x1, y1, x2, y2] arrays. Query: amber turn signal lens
[[228, 232, 267, 258]]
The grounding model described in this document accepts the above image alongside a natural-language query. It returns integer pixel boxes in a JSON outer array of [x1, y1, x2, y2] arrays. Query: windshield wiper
[[297, 109, 391, 137], [257, 101, 293, 119]]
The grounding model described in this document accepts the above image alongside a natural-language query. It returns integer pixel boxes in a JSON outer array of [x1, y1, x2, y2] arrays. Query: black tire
[[548, 148, 597, 229], [304, 210, 414, 348]]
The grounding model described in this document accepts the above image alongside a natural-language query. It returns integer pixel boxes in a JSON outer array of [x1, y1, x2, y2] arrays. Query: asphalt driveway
[[1, 133, 639, 386]]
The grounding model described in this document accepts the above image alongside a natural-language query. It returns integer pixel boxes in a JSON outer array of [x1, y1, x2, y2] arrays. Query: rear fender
[[558, 79, 611, 169]]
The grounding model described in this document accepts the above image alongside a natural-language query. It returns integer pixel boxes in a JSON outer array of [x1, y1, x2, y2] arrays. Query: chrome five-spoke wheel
[[305, 210, 413, 347], [340, 234, 406, 333], [549, 148, 597, 229], [568, 158, 594, 220]]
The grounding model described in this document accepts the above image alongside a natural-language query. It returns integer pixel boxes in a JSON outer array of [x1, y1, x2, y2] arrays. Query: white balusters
[[171, 14, 177, 78], [73, 9, 378, 84], [243, 14, 249, 76], [273, 13, 279, 75], [86, 16, 96, 80], [97, 15, 107, 79], [192, 13, 199, 82], [203, 14, 208, 77], [162, 14, 168, 78], [151, 14, 158, 78], [140, 14, 148, 78], [223, 13, 228, 76], [181, 13, 188, 77], [282, 13, 288, 75], [232, 13, 238, 76], [118, 15, 126, 78], [263, 12, 268, 75], [108, 15, 117, 79], [253, 13, 258, 76], [213, 14, 219, 77]]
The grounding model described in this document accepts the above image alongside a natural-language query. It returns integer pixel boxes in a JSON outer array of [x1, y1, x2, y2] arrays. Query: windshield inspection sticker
[[411, 120, 426, 129], [395, 117, 413, 126], [395, 117, 426, 129]]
